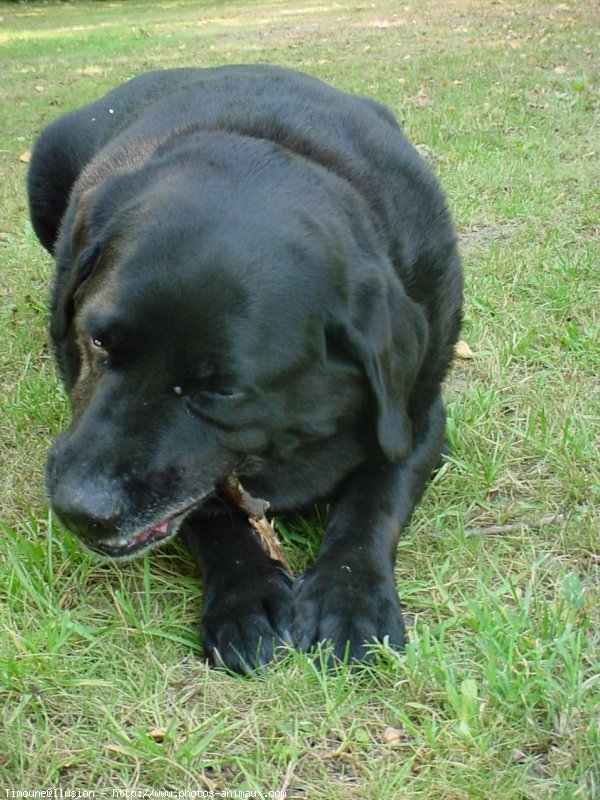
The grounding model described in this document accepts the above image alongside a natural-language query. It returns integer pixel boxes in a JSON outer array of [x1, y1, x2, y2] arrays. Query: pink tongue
[[151, 519, 169, 536], [135, 518, 170, 545]]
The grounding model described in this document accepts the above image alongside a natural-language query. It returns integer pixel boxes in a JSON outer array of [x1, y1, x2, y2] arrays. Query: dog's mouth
[[82, 503, 200, 561]]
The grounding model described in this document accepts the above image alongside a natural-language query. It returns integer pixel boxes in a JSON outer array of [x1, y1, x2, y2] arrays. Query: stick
[[466, 513, 565, 536], [221, 475, 294, 576]]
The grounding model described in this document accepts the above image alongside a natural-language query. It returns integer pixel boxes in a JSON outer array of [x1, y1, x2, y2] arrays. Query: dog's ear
[[50, 187, 106, 342], [328, 266, 428, 463], [50, 242, 105, 342], [50, 170, 143, 342]]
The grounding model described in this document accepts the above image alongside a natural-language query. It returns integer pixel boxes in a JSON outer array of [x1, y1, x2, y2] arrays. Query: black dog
[[28, 65, 463, 673]]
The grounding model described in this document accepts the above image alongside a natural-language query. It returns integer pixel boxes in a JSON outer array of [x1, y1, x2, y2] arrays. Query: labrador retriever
[[28, 65, 463, 673]]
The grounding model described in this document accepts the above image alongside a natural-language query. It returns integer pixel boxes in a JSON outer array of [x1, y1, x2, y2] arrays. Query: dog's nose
[[51, 476, 124, 541]]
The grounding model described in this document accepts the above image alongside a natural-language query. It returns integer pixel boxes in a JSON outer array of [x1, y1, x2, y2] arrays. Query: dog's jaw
[[76, 495, 211, 561]]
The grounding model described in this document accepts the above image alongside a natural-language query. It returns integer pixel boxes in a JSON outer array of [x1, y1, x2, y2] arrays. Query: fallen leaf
[[554, 65, 567, 74], [19, 151, 31, 163], [454, 340, 474, 359], [383, 726, 404, 744], [417, 88, 428, 107]]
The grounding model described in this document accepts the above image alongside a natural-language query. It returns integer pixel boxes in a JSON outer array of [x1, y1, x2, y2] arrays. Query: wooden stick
[[466, 513, 565, 536], [221, 475, 294, 576]]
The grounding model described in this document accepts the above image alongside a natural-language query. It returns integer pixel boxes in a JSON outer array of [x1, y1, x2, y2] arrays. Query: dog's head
[[47, 135, 427, 558]]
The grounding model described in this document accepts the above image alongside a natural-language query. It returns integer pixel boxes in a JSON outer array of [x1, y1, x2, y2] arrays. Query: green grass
[[1, 0, 598, 795]]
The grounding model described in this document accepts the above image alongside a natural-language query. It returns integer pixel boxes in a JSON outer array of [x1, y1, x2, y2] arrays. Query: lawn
[[0, 0, 598, 796]]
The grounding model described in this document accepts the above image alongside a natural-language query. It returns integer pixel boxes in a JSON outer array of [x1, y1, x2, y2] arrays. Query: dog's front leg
[[292, 395, 447, 662], [183, 502, 294, 674]]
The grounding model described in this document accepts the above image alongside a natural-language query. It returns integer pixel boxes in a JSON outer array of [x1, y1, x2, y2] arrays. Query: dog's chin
[[77, 501, 202, 561]]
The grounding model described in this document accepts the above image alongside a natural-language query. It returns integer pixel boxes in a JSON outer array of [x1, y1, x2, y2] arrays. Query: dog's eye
[[205, 385, 241, 398], [89, 335, 112, 370], [179, 385, 241, 402], [184, 384, 244, 426], [200, 384, 243, 400]]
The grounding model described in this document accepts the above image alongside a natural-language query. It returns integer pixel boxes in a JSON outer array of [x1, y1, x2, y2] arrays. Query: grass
[[0, 0, 598, 795]]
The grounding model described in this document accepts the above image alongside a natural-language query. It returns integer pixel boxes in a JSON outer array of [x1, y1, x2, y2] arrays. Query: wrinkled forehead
[[81, 253, 247, 359], [79, 207, 335, 377]]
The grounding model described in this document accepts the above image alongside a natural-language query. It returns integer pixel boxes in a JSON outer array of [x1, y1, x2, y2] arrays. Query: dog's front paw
[[201, 562, 294, 674], [292, 561, 405, 662]]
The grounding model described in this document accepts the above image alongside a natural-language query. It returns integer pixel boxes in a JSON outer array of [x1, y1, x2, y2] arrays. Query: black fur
[[28, 66, 463, 673]]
